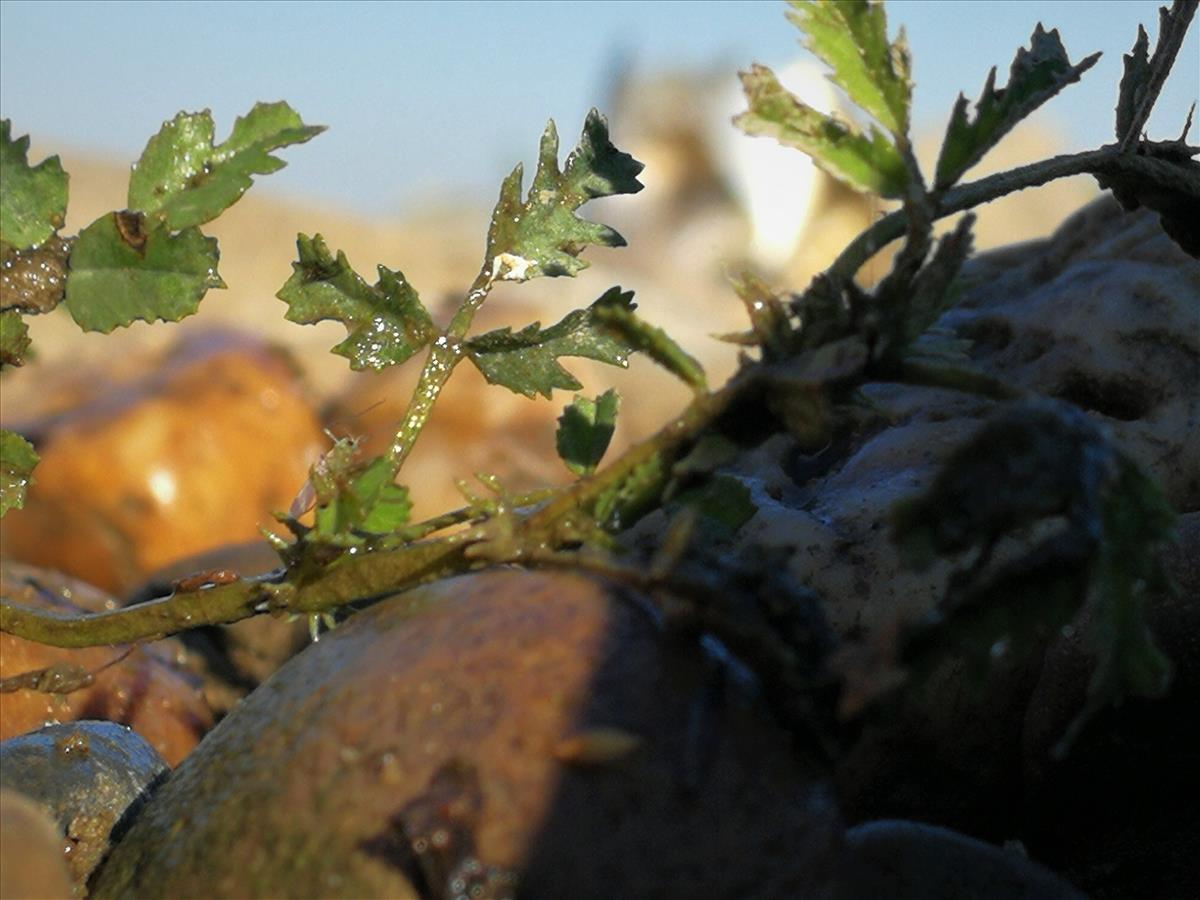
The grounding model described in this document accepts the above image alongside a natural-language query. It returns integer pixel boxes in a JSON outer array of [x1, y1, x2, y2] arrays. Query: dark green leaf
[[484, 109, 643, 282], [465, 286, 638, 399], [557, 389, 620, 476], [904, 215, 975, 342], [735, 64, 908, 198], [128, 103, 324, 230], [0, 310, 31, 366], [935, 25, 1100, 189], [786, 0, 913, 137], [278, 234, 435, 370], [1117, 25, 1153, 142], [0, 429, 38, 517], [670, 474, 758, 539], [1116, 1, 1197, 148], [64, 211, 224, 333], [1069, 455, 1175, 747], [0, 120, 68, 250]]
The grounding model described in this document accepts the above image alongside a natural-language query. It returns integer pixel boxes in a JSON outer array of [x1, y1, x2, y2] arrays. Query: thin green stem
[[386, 265, 496, 475]]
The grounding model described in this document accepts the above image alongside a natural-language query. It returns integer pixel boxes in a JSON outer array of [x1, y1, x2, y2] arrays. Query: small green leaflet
[[128, 102, 324, 231], [557, 389, 620, 476], [736, 64, 908, 198], [935, 25, 1100, 189], [1116, 2, 1196, 148], [0, 120, 68, 250], [0, 310, 31, 367], [465, 286, 638, 399], [484, 109, 643, 282], [786, 0, 913, 138], [0, 429, 38, 517], [278, 234, 435, 370], [308, 440, 412, 544], [65, 211, 224, 333]]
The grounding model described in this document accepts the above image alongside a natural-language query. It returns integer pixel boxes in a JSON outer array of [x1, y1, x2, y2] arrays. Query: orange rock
[[1, 330, 326, 593], [0, 789, 75, 900], [0, 563, 213, 766]]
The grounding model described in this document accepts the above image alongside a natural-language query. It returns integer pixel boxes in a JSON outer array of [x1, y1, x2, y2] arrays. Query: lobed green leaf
[[0, 120, 68, 250], [465, 286, 638, 399], [483, 109, 643, 282], [278, 234, 435, 370], [557, 389, 620, 476], [935, 25, 1100, 189], [0, 429, 38, 517], [736, 64, 908, 198], [64, 211, 224, 333], [128, 103, 324, 230], [0, 310, 31, 367], [786, 0, 912, 137]]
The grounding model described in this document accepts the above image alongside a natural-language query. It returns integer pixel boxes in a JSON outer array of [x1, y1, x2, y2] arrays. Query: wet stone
[[0, 721, 169, 888], [90, 571, 841, 900]]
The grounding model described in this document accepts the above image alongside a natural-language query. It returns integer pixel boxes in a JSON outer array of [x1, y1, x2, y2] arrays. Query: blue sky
[[2, 1, 1196, 217]]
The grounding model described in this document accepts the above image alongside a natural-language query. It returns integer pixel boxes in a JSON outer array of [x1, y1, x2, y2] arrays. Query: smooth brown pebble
[[0, 788, 75, 900], [1, 329, 326, 593], [91, 570, 840, 899]]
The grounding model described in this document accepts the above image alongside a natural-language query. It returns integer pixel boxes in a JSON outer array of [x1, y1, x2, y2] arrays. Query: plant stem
[[386, 265, 496, 475], [828, 146, 1200, 285], [0, 368, 747, 647]]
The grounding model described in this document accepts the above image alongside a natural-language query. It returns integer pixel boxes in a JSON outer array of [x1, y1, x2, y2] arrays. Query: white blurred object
[[711, 59, 841, 271]]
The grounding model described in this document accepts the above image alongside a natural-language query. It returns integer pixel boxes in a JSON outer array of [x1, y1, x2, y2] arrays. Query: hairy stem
[[828, 146, 1200, 285]]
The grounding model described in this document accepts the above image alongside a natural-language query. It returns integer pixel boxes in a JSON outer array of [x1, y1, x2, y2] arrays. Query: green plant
[[1, 0, 1196, 750]]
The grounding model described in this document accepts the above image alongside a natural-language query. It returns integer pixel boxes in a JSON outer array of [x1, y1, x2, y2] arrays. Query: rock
[[711, 198, 1197, 838], [836, 819, 1087, 899], [1, 330, 327, 593], [0, 721, 170, 889], [90, 571, 840, 899], [0, 563, 214, 766], [0, 788, 76, 900]]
